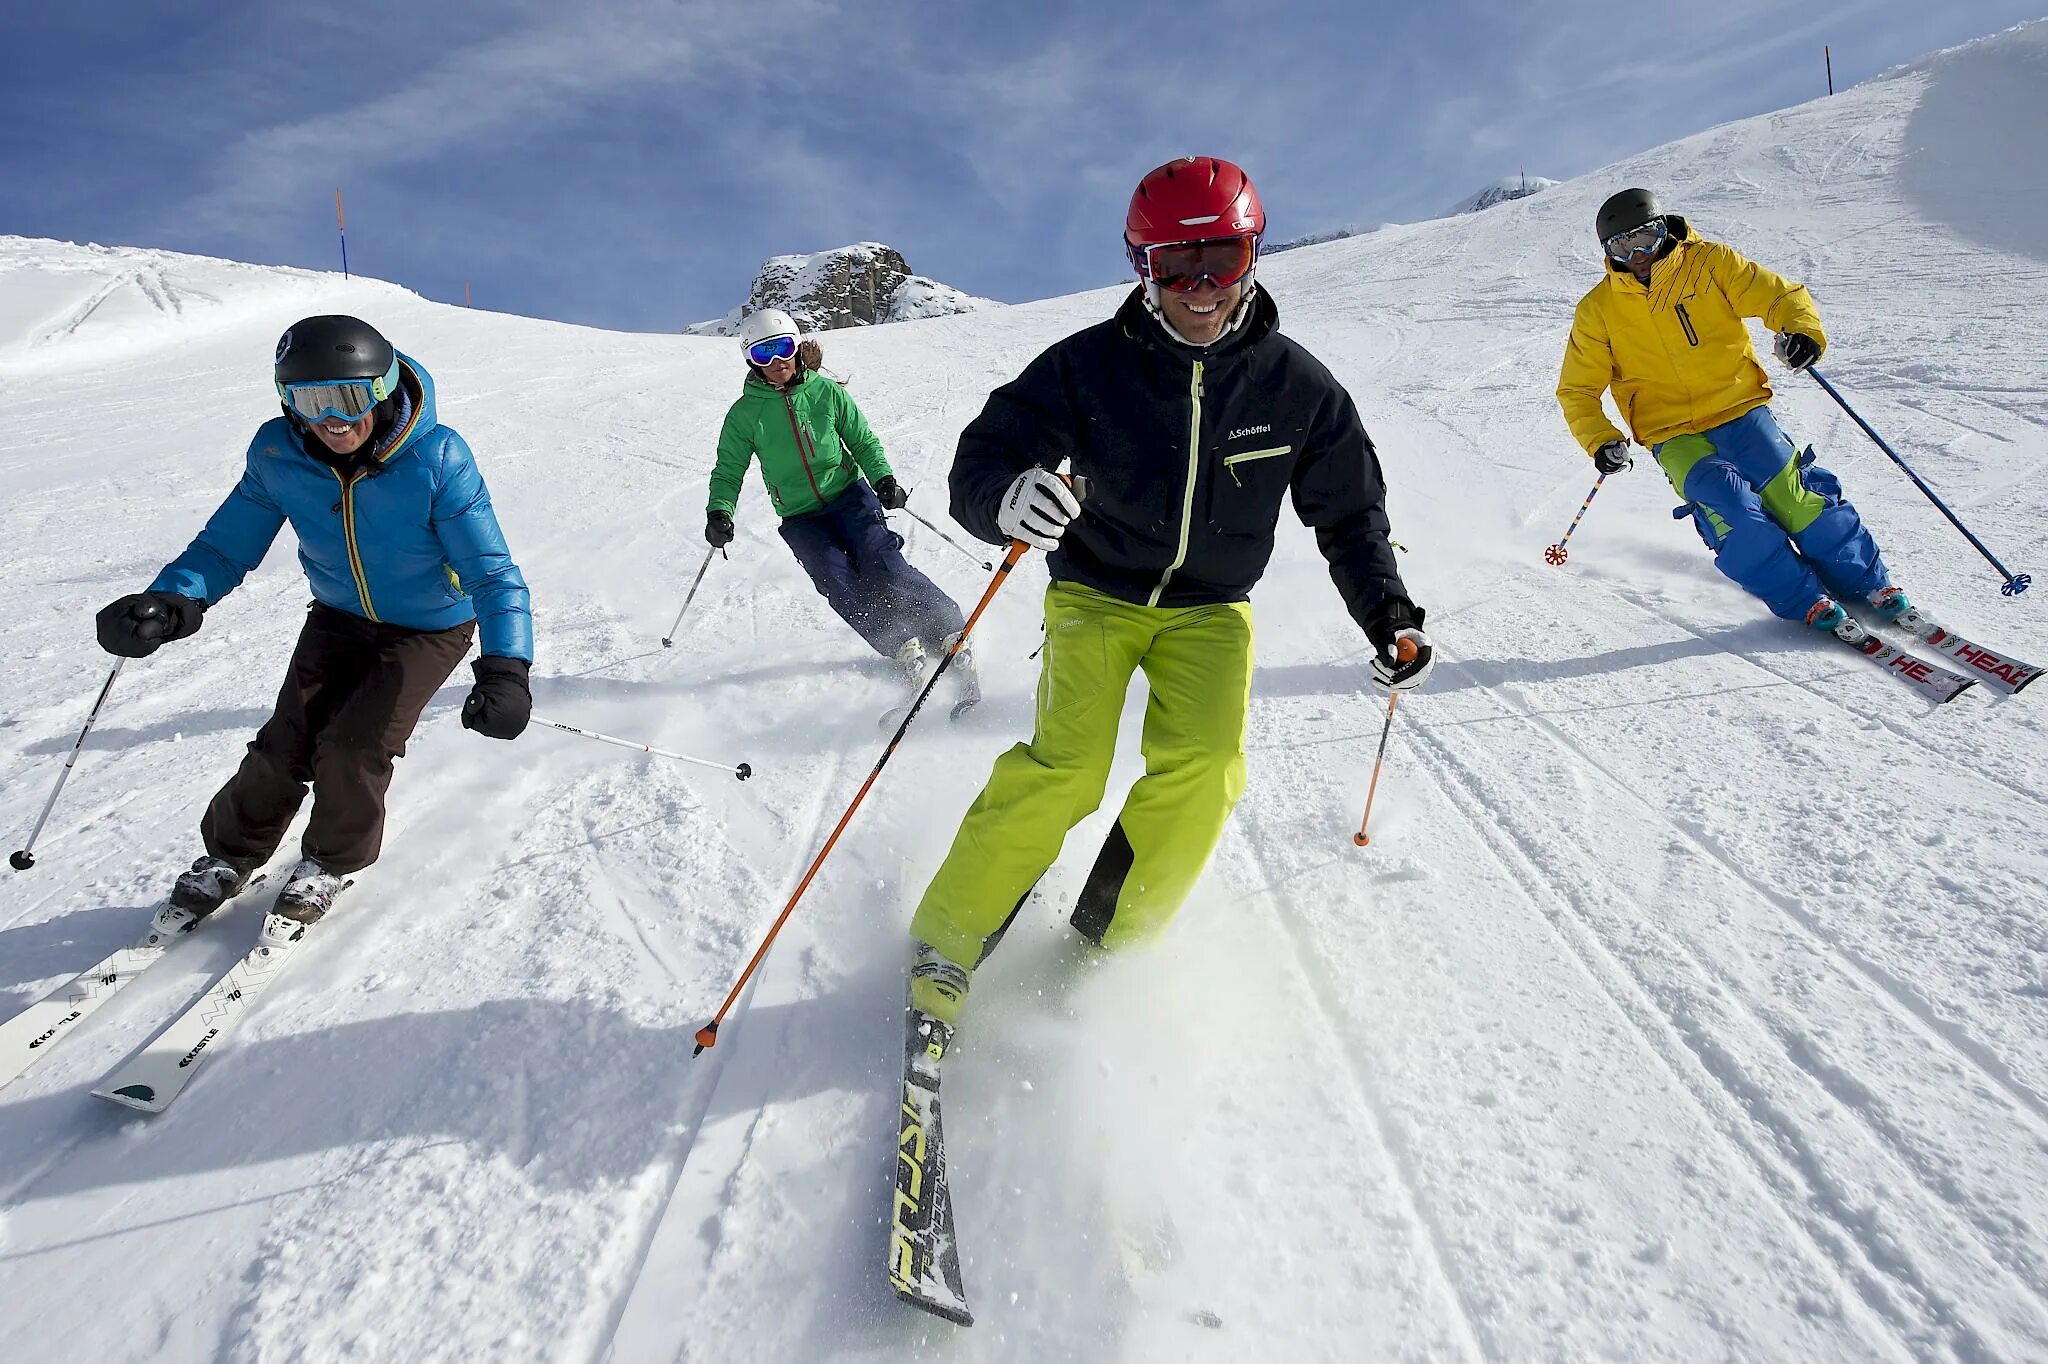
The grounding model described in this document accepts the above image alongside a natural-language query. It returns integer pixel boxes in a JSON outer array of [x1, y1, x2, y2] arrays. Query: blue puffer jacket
[[151, 354, 533, 661]]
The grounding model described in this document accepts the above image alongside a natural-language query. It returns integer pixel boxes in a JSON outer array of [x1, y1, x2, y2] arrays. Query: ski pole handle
[[529, 716, 751, 780], [12, 659, 126, 871]]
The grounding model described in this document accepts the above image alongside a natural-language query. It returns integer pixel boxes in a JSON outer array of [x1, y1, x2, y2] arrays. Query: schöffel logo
[[1227, 424, 1271, 441]]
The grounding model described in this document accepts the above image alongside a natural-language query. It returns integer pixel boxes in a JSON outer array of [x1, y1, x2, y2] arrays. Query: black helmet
[[274, 315, 395, 386], [273, 316, 400, 423], [1595, 188, 1664, 243]]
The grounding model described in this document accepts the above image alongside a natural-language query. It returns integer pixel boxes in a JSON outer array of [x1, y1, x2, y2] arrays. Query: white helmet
[[739, 308, 799, 353]]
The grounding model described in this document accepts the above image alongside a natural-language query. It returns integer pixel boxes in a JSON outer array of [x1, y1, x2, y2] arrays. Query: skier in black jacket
[[907, 156, 1433, 1028]]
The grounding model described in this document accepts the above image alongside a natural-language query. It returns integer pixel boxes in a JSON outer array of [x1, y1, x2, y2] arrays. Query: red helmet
[[1125, 156, 1265, 247]]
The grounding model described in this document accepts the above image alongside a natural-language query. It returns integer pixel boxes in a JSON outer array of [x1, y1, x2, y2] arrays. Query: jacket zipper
[[1149, 361, 1204, 607], [1224, 445, 1292, 486], [1675, 303, 1700, 347], [328, 468, 379, 620], [781, 396, 827, 508]]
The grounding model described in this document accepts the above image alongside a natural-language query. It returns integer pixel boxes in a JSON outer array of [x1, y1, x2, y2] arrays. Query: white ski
[[1890, 607, 2041, 695], [0, 876, 265, 1093], [92, 906, 323, 1114]]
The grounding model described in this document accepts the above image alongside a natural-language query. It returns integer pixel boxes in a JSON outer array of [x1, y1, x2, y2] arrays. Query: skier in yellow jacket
[[1557, 188, 1906, 631]]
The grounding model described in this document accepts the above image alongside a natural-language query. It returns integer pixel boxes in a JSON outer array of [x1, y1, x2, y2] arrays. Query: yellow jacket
[[1556, 220, 1826, 454]]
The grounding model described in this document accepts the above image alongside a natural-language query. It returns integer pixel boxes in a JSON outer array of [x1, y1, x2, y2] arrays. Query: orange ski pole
[[693, 539, 1030, 1055], [1352, 637, 1418, 848]]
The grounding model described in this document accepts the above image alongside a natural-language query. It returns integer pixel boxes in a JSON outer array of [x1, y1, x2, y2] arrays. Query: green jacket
[[707, 369, 892, 518]]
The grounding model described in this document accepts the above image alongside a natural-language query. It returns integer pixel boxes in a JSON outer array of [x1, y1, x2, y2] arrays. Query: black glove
[[1593, 440, 1633, 475], [95, 591, 205, 658], [705, 510, 735, 549], [1362, 597, 1436, 692], [461, 655, 532, 740], [872, 475, 909, 511], [1775, 332, 1821, 371]]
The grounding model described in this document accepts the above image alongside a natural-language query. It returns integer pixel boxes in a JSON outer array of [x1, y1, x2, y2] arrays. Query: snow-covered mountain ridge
[[1, 18, 2046, 1364]]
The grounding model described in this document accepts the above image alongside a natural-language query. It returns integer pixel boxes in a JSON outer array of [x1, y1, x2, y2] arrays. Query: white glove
[[1372, 627, 1435, 692], [996, 468, 1082, 552]]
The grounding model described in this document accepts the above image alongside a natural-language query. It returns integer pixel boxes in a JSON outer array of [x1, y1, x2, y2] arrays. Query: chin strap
[[1144, 276, 1259, 348]]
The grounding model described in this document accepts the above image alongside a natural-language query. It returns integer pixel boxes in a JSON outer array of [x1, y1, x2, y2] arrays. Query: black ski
[[887, 1007, 973, 1326]]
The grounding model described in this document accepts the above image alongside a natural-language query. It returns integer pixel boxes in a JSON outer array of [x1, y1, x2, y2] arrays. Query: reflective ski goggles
[[277, 356, 401, 424], [746, 334, 799, 367], [1603, 218, 1668, 262], [1128, 235, 1260, 293]]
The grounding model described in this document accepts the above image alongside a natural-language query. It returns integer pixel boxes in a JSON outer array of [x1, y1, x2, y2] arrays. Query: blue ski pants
[[777, 481, 965, 657], [1654, 406, 1890, 621]]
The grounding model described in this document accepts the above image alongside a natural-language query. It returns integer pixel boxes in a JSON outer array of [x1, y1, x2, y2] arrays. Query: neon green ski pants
[[910, 581, 1253, 965]]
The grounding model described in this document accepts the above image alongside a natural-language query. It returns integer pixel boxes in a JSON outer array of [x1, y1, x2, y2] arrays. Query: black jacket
[[950, 287, 1410, 630]]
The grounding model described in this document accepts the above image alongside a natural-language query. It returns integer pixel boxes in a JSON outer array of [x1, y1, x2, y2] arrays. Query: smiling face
[[307, 411, 375, 456], [1157, 277, 1246, 345], [755, 353, 798, 386]]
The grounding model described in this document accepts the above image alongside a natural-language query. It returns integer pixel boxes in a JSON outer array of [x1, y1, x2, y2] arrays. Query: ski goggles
[[1603, 218, 1668, 262], [277, 356, 401, 424], [1128, 235, 1260, 293], [746, 334, 799, 367]]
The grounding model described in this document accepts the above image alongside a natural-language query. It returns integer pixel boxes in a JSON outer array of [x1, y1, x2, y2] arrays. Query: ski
[[0, 876, 266, 1093], [887, 1006, 973, 1326], [92, 889, 342, 1115], [1828, 618, 1975, 704], [1888, 607, 2040, 695]]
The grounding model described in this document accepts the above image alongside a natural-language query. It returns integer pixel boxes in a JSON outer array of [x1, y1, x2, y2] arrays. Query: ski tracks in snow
[[1395, 591, 2048, 1360]]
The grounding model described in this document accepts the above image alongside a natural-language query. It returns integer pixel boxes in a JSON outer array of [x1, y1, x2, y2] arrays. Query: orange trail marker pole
[[1352, 637, 1419, 847], [335, 189, 349, 279]]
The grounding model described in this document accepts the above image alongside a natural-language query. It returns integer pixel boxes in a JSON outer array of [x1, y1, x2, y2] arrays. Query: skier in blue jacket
[[95, 316, 533, 923]]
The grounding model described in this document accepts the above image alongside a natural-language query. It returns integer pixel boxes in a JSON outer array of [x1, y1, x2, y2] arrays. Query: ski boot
[[1869, 585, 1914, 624], [1805, 598, 1847, 633], [945, 632, 982, 719], [910, 942, 972, 1028], [274, 858, 346, 927], [893, 637, 930, 686], [168, 855, 256, 922]]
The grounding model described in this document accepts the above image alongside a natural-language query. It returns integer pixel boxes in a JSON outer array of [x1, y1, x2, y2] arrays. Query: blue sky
[[2, 0, 2036, 333]]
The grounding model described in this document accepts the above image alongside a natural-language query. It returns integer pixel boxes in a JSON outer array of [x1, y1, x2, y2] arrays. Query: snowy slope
[[4, 20, 2048, 1364]]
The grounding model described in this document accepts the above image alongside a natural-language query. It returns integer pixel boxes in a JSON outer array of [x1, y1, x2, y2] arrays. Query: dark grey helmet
[[274, 315, 395, 387], [1595, 188, 1664, 243]]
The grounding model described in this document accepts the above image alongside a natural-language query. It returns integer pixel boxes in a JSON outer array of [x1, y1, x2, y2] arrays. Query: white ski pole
[[529, 715, 752, 780]]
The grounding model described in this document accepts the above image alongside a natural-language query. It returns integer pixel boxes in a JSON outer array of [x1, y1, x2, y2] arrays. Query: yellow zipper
[[1149, 360, 1204, 607], [1224, 445, 1292, 485], [329, 468, 378, 620]]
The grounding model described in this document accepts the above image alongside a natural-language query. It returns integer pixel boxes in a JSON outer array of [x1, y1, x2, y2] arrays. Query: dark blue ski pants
[[778, 482, 965, 657]]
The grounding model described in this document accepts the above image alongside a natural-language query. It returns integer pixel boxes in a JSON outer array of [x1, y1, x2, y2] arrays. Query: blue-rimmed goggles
[[1604, 218, 1668, 262], [277, 356, 401, 424], [746, 334, 798, 367]]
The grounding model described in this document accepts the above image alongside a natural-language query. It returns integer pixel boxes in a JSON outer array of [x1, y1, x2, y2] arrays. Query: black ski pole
[[662, 547, 725, 648], [12, 660, 126, 871], [897, 505, 994, 571]]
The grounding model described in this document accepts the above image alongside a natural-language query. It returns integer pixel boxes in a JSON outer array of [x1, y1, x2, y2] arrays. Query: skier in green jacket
[[706, 309, 969, 685]]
